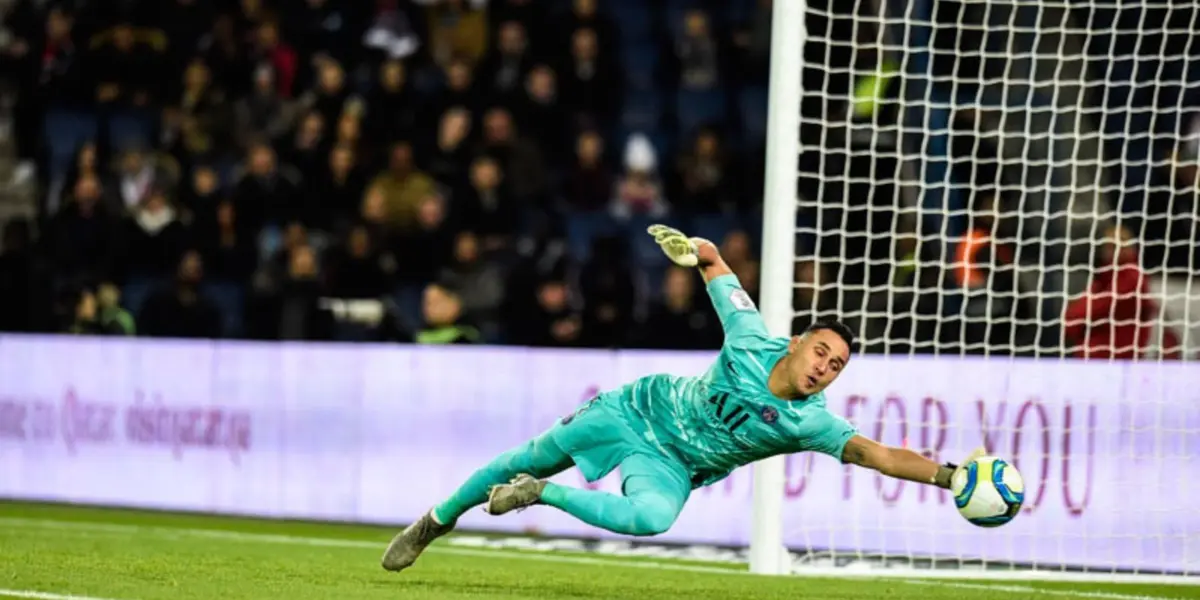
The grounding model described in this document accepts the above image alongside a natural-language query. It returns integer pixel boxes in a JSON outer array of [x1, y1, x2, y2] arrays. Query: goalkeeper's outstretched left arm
[[842, 434, 986, 490]]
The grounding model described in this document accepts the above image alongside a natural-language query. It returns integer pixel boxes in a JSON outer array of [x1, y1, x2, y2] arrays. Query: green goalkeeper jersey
[[615, 274, 857, 488]]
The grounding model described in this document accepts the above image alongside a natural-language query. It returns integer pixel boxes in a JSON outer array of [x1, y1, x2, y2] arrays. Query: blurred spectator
[[302, 58, 356, 129], [488, 0, 548, 51], [233, 65, 298, 151], [560, 27, 620, 127], [260, 221, 316, 289], [86, 21, 166, 107], [247, 19, 298, 98], [1064, 226, 1182, 360], [562, 130, 613, 212], [556, 0, 617, 55], [579, 236, 636, 348], [478, 107, 547, 205], [7, 4, 81, 175], [368, 141, 437, 234], [334, 110, 370, 164], [520, 278, 583, 347], [181, 166, 224, 226], [424, 107, 475, 188], [283, 110, 330, 182], [164, 59, 233, 163], [199, 201, 258, 285], [393, 191, 456, 287], [460, 155, 517, 248], [611, 134, 668, 220], [44, 174, 121, 285], [252, 244, 335, 341], [138, 251, 222, 339], [96, 283, 136, 336], [480, 20, 534, 101], [439, 231, 506, 340], [115, 144, 178, 215], [638, 266, 722, 350], [953, 193, 1031, 352], [62, 286, 105, 335], [326, 225, 391, 299], [424, 0, 489, 68], [233, 142, 303, 234], [122, 187, 189, 281], [417, 282, 480, 344], [49, 141, 106, 214], [674, 10, 723, 91], [429, 57, 483, 119], [515, 65, 571, 168], [673, 127, 737, 215], [366, 59, 419, 147], [310, 145, 369, 230]]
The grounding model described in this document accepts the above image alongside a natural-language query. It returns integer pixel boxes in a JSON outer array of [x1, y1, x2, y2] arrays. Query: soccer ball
[[951, 455, 1025, 528]]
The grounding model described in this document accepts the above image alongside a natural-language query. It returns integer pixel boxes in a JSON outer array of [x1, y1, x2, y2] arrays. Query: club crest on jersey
[[729, 288, 756, 311], [760, 406, 779, 424]]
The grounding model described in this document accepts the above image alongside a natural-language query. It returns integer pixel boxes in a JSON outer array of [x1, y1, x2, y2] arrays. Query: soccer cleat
[[380, 511, 455, 572], [484, 474, 546, 516]]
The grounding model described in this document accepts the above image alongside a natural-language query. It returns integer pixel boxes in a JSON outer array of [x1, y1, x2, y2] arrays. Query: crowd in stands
[[0, 0, 774, 348], [0, 0, 1194, 359]]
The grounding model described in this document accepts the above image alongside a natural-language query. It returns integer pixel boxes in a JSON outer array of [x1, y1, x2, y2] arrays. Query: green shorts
[[548, 394, 688, 491]]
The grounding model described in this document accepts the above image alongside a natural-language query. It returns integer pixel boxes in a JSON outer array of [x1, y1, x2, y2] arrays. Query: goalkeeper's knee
[[624, 495, 679, 536]]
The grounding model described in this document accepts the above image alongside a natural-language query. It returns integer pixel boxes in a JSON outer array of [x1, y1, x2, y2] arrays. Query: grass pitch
[[0, 502, 1196, 600]]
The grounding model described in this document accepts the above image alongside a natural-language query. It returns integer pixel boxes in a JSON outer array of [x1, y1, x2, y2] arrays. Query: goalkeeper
[[382, 225, 982, 572]]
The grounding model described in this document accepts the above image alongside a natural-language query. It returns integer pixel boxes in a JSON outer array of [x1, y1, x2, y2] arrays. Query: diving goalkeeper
[[382, 225, 982, 572]]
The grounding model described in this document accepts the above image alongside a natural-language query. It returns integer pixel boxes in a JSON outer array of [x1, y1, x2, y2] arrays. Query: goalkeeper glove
[[647, 224, 712, 268], [934, 447, 987, 489]]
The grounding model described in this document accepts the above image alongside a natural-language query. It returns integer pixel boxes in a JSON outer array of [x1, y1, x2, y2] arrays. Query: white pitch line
[[0, 589, 127, 600], [0, 517, 737, 574], [901, 580, 1185, 600], [0, 517, 1189, 600]]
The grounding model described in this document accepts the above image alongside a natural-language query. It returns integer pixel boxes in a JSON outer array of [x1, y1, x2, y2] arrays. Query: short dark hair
[[803, 320, 856, 356]]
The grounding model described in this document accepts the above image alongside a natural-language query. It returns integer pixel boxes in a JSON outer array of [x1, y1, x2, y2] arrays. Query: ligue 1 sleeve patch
[[729, 288, 756, 311]]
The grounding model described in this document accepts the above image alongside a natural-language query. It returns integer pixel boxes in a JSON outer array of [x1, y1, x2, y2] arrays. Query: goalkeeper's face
[[788, 330, 849, 395]]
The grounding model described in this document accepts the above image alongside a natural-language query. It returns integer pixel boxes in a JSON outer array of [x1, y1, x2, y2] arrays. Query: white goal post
[[749, 0, 805, 577], [753, 0, 1200, 582]]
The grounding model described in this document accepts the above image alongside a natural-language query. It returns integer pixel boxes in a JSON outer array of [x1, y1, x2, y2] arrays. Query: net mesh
[[795, 0, 1198, 359], [783, 0, 1200, 577]]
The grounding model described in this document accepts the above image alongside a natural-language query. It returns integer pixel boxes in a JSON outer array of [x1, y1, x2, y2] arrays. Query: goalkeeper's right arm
[[647, 225, 768, 341], [693, 238, 733, 283], [645, 224, 730, 280]]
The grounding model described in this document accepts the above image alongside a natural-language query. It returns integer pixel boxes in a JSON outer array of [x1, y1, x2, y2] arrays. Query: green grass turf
[[0, 501, 1197, 600]]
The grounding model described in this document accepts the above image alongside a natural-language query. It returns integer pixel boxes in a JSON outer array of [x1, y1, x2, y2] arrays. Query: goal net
[[763, 0, 1200, 582]]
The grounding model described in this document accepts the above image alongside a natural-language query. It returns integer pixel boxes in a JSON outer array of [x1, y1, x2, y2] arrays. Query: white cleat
[[380, 511, 454, 572], [484, 474, 546, 516]]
